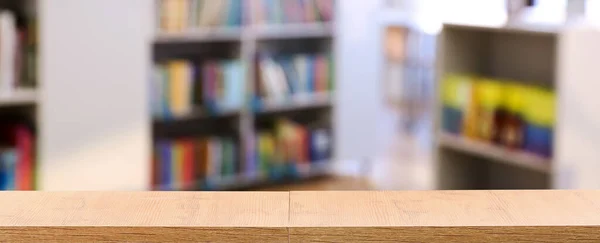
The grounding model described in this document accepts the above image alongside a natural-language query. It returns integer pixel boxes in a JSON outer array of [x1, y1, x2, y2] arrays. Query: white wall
[[335, 0, 389, 164], [39, 0, 152, 190]]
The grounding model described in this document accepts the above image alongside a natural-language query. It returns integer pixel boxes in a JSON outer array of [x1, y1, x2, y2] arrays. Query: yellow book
[[476, 79, 505, 140], [168, 61, 189, 116], [262, 133, 276, 165], [164, 0, 179, 32], [177, 0, 189, 31], [171, 142, 183, 190], [524, 87, 555, 127]]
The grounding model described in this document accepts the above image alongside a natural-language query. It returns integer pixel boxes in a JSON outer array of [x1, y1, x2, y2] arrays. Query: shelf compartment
[[439, 133, 551, 174], [156, 160, 332, 191]]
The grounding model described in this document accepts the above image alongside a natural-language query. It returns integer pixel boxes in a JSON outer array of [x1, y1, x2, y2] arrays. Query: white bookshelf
[[0, 89, 37, 107], [435, 22, 600, 190], [151, 4, 336, 191]]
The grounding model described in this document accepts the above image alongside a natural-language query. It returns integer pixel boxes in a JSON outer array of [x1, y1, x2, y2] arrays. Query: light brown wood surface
[[289, 190, 600, 242], [1, 190, 600, 242], [0, 191, 289, 242]]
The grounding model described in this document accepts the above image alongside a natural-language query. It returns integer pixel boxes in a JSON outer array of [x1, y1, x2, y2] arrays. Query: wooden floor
[[259, 176, 375, 191]]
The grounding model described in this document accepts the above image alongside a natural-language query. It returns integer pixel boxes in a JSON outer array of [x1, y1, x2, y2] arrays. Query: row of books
[[158, 0, 243, 32], [151, 119, 332, 190], [256, 53, 334, 104], [250, 0, 334, 25], [0, 10, 36, 93], [156, 0, 334, 32], [0, 123, 35, 190], [442, 74, 555, 158], [251, 119, 332, 176], [152, 137, 239, 190], [151, 59, 245, 118]]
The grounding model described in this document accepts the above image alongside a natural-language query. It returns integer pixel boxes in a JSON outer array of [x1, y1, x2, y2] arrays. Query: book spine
[[4, 151, 17, 190], [0, 11, 16, 92], [182, 139, 195, 188], [315, 54, 326, 93], [152, 146, 160, 190], [15, 125, 33, 190], [160, 141, 172, 190], [189, 0, 199, 29], [328, 53, 334, 92], [171, 141, 182, 189], [0, 152, 5, 190], [211, 138, 223, 178], [306, 55, 315, 93]]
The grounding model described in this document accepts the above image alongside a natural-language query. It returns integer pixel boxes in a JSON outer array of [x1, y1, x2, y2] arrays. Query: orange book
[[194, 139, 208, 180], [299, 127, 309, 163], [15, 125, 33, 190], [171, 141, 183, 189], [181, 139, 195, 187]]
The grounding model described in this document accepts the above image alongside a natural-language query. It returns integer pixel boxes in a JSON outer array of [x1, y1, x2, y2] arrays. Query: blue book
[[160, 66, 172, 119], [2, 150, 17, 190], [310, 129, 331, 162], [306, 55, 315, 93], [228, 0, 242, 26], [223, 60, 234, 110], [265, 0, 275, 23], [231, 60, 244, 109], [0, 153, 6, 190], [159, 141, 172, 190], [279, 57, 299, 95]]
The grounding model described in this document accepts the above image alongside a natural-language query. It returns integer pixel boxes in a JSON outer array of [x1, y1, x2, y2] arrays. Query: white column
[[39, 0, 153, 190]]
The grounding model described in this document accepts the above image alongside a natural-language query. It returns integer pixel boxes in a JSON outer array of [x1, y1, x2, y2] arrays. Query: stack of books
[[157, 0, 243, 32], [153, 136, 239, 190], [255, 53, 334, 108], [250, 0, 334, 25], [0, 123, 35, 190], [151, 59, 245, 119]]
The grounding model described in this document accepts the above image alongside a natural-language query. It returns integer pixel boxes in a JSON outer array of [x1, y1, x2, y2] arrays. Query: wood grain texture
[[0, 191, 289, 242], [289, 190, 600, 242], [2, 191, 600, 242]]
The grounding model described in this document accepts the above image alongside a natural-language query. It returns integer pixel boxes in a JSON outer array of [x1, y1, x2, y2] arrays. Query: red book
[[15, 125, 33, 190], [314, 55, 326, 92], [182, 139, 195, 187], [299, 126, 309, 163]]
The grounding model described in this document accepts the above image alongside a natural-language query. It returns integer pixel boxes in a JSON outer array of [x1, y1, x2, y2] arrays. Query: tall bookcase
[[435, 21, 600, 190], [151, 0, 336, 190], [0, 0, 37, 191]]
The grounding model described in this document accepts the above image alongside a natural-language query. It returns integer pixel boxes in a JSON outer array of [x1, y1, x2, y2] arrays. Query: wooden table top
[[0, 190, 599, 242]]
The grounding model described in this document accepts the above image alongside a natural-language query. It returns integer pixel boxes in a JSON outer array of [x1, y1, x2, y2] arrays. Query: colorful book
[[15, 125, 33, 190], [182, 139, 195, 187], [159, 141, 172, 189]]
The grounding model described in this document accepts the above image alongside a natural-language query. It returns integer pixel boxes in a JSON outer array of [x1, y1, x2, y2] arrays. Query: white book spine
[[259, 58, 281, 100], [0, 11, 16, 94]]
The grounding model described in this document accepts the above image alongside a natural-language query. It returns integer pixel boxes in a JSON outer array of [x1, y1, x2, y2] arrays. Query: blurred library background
[[0, 0, 599, 191]]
